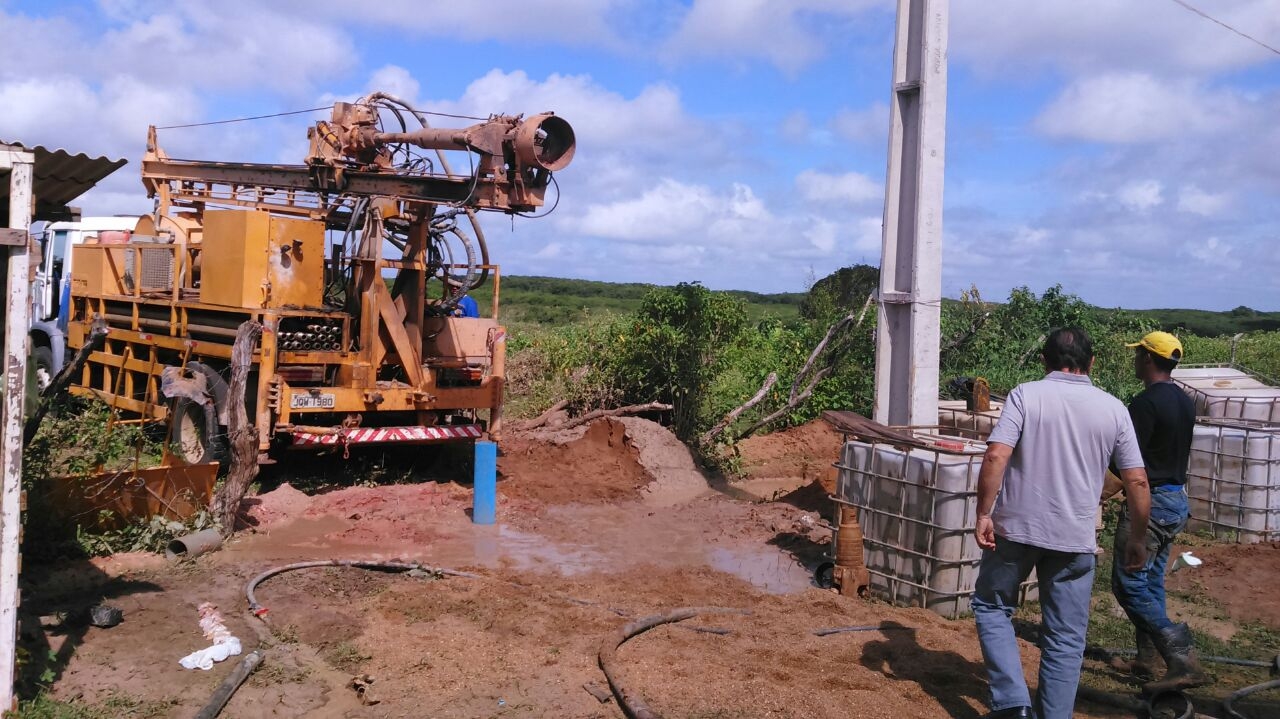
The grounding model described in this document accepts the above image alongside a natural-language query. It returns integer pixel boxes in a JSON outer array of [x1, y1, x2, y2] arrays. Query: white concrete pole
[[873, 0, 948, 427], [0, 149, 34, 713]]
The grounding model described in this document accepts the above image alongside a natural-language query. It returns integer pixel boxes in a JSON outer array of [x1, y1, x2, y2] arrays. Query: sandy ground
[[17, 419, 1277, 718]]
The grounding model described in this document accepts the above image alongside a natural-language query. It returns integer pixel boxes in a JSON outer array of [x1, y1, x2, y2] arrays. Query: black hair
[[1043, 326, 1094, 373], [1141, 346, 1180, 373]]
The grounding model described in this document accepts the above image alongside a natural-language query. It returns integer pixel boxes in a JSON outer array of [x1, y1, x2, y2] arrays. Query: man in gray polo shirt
[[972, 327, 1152, 719]]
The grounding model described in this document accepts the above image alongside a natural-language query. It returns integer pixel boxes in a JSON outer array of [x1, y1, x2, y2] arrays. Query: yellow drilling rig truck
[[63, 92, 574, 464]]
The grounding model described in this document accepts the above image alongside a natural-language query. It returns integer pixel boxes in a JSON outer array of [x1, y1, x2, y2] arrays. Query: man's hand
[[976, 514, 996, 550], [1122, 534, 1149, 572], [1117, 466, 1151, 572]]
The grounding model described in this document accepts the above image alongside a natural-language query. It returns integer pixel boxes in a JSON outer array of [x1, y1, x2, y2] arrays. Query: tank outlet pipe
[[167, 528, 224, 561]]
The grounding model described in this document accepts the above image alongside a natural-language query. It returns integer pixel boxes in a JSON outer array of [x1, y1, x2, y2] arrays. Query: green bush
[[505, 270, 1280, 460], [22, 397, 214, 560]]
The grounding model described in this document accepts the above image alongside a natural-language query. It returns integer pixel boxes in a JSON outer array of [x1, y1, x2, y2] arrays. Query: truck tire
[[32, 345, 55, 394], [170, 397, 226, 466]]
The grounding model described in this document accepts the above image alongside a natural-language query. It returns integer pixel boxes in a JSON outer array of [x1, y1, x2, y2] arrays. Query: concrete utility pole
[[0, 145, 34, 714], [873, 0, 948, 427]]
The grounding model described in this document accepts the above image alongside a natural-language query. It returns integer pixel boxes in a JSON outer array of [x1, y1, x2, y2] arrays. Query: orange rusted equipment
[[64, 92, 574, 463]]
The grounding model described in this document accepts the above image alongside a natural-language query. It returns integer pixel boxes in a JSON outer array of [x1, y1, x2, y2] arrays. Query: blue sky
[[3, 0, 1279, 310]]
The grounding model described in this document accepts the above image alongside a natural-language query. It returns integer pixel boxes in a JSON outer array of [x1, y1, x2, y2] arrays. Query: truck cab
[[29, 216, 139, 388]]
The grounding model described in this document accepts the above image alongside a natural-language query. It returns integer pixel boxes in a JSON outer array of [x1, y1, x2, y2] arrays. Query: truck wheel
[[32, 346, 55, 393], [170, 398, 226, 465]]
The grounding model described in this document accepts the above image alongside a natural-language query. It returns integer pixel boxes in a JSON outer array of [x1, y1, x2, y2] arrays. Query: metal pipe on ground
[[166, 528, 223, 560], [192, 649, 264, 719]]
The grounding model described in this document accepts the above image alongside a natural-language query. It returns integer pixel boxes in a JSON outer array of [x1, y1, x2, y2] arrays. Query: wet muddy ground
[[19, 419, 1280, 718]]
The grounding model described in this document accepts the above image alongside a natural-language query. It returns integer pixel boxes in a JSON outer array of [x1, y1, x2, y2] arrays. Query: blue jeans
[[1111, 485, 1189, 634], [973, 537, 1096, 719]]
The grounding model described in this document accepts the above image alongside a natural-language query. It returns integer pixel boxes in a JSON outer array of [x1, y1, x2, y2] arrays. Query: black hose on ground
[[193, 649, 265, 719], [1224, 678, 1280, 719], [1094, 646, 1277, 671], [244, 560, 481, 618], [598, 607, 749, 719], [1077, 686, 1201, 719]]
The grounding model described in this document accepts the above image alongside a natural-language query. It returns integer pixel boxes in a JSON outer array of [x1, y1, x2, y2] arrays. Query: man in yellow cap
[[1111, 331, 1208, 693]]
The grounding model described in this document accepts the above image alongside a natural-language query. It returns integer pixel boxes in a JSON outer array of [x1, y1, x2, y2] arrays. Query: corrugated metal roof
[[0, 140, 128, 221]]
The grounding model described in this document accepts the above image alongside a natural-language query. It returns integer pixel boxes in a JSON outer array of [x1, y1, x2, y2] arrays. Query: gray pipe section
[[166, 528, 224, 561]]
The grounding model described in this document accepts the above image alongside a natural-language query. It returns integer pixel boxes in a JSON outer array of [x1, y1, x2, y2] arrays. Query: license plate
[[291, 392, 336, 410]]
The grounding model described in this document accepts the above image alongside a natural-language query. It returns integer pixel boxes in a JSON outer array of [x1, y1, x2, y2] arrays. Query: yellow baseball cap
[[1126, 331, 1183, 361]]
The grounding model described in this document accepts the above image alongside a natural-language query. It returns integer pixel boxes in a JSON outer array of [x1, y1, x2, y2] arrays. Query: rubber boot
[[1111, 629, 1161, 681], [1144, 623, 1209, 693]]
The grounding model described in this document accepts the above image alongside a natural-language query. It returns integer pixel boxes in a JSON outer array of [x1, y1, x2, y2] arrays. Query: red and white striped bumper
[[291, 425, 484, 447]]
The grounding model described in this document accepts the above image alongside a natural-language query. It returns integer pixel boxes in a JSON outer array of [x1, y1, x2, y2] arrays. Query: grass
[[14, 693, 177, 719], [1020, 514, 1280, 701], [324, 641, 371, 671]]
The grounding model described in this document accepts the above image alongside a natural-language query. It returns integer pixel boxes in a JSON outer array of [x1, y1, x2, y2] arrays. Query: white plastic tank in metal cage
[[1187, 419, 1280, 543], [937, 399, 1003, 439], [1173, 366, 1280, 425], [834, 430, 1037, 619]]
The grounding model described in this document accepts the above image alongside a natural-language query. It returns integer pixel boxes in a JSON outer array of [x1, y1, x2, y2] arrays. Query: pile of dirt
[[499, 418, 653, 504], [738, 418, 843, 492], [243, 481, 312, 525], [619, 416, 712, 506]]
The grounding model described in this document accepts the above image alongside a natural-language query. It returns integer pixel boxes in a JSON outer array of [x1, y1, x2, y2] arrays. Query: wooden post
[[215, 321, 263, 534], [0, 146, 34, 713]]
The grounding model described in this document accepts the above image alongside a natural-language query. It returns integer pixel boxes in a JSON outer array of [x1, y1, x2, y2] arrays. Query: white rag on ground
[[179, 602, 243, 671]]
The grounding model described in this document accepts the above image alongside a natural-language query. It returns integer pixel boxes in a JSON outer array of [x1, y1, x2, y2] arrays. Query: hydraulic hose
[[1093, 646, 1278, 671], [598, 607, 749, 719], [244, 560, 481, 618], [365, 91, 489, 291], [1224, 678, 1280, 719]]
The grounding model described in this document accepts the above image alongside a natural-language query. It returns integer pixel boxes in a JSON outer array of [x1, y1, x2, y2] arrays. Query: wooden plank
[[68, 387, 169, 420], [0, 157, 34, 712], [0, 229, 24, 247]]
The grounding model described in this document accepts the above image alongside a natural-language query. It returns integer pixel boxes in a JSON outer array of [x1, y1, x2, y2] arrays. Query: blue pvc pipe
[[472, 440, 497, 524]]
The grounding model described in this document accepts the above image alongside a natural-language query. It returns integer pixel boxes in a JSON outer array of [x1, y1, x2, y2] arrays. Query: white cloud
[[796, 170, 882, 205], [1178, 185, 1230, 216], [1117, 180, 1164, 212], [533, 242, 565, 259], [831, 102, 889, 144], [1185, 236, 1241, 270], [563, 179, 768, 244], [366, 66, 423, 104], [664, 0, 889, 72], [431, 69, 707, 156], [0, 4, 360, 100], [0, 75, 200, 153], [806, 219, 840, 254], [290, 0, 625, 49], [952, 0, 1280, 78], [1011, 226, 1050, 250], [779, 111, 813, 143], [851, 216, 883, 255], [1035, 73, 1238, 143]]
